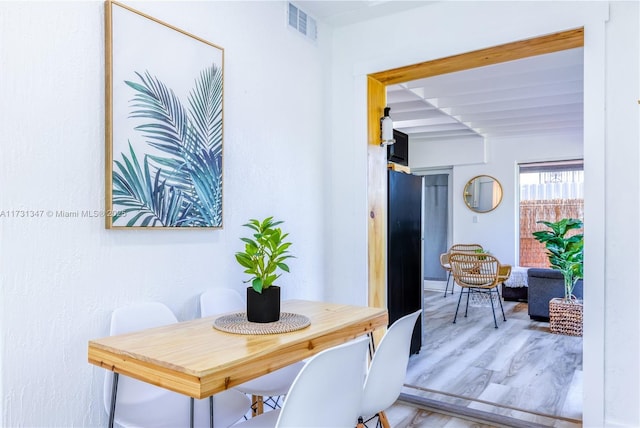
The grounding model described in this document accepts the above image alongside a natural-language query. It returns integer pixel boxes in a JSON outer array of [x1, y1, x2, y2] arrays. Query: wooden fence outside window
[[519, 198, 584, 267]]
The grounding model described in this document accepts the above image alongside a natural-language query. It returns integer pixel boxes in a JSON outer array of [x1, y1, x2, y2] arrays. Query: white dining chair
[[103, 302, 250, 428], [232, 336, 370, 428], [199, 288, 305, 415], [358, 309, 422, 428]]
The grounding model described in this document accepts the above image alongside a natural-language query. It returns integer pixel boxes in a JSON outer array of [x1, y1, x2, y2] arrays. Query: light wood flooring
[[385, 289, 583, 428]]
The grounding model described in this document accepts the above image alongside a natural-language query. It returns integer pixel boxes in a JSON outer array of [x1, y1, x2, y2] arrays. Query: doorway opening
[[415, 170, 452, 290], [366, 28, 587, 426]]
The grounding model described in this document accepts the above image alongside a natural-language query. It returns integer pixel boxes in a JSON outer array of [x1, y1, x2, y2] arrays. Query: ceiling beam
[[369, 28, 584, 85]]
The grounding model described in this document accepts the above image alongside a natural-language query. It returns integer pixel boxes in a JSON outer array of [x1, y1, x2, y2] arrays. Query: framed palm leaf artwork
[[105, 1, 223, 228]]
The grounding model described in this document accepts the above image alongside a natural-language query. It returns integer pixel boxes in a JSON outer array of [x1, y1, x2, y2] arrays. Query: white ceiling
[[298, 1, 433, 27], [388, 47, 584, 141], [296, 1, 584, 141]]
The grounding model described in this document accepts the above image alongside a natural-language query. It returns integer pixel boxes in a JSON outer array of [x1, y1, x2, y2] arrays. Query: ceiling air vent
[[288, 2, 317, 42]]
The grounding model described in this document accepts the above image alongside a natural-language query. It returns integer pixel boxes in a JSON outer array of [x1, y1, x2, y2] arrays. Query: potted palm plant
[[532, 218, 584, 336], [235, 217, 294, 323]]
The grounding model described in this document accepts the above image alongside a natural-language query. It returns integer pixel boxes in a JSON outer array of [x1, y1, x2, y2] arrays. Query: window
[[519, 160, 584, 267]]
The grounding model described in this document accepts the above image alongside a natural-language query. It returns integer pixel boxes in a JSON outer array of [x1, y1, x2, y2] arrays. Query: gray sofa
[[527, 268, 583, 321]]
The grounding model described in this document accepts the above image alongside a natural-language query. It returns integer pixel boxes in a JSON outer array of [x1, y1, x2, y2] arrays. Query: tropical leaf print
[[112, 64, 223, 227], [113, 143, 191, 227]]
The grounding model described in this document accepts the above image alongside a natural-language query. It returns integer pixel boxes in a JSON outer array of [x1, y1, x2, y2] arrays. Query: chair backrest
[[439, 252, 451, 269], [276, 337, 369, 428], [360, 309, 421, 419], [449, 252, 500, 288], [449, 243, 483, 253], [109, 301, 178, 334], [103, 302, 178, 409], [199, 288, 245, 317]]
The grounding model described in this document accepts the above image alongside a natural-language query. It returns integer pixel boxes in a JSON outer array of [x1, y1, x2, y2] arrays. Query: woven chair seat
[[459, 276, 493, 287]]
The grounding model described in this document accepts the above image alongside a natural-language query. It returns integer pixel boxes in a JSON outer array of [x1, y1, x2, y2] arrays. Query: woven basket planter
[[549, 297, 583, 337]]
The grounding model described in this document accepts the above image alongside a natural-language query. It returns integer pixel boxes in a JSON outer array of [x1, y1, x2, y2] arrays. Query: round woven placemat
[[213, 312, 311, 335]]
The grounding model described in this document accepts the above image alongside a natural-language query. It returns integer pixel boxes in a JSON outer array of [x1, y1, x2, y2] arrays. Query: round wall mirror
[[463, 175, 503, 213]]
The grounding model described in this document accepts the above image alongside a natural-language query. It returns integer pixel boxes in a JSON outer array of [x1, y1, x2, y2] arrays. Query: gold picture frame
[[105, 1, 224, 228]]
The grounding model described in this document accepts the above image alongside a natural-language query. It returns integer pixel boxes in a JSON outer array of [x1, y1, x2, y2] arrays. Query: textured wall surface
[[329, 1, 638, 427], [0, 1, 329, 426], [2, 1, 639, 427]]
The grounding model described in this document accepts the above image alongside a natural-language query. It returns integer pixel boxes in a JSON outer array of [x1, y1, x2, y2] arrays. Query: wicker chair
[[441, 244, 484, 297], [449, 252, 511, 328], [450, 243, 484, 253]]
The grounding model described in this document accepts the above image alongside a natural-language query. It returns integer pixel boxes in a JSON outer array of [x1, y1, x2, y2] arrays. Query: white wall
[[329, 1, 639, 426], [409, 135, 486, 169], [410, 131, 584, 266], [451, 133, 583, 265], [0, 1, 330, 426], [601, 2, 640, 425]]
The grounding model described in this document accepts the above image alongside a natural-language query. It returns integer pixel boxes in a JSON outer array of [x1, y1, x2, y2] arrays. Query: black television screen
[[387, 129, 409, 166]]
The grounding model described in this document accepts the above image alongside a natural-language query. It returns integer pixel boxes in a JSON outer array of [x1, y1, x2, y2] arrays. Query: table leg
[[108, 372, 119, 428], [209, 396, 215, 428], [367, 332, 377, 361], [190, 397, 194, 428]]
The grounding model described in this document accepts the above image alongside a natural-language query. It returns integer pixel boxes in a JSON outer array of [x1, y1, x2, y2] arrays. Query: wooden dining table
[[88, 299, 388, 427]]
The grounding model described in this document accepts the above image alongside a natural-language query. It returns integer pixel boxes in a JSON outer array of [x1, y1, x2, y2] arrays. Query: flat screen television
[[387, 129, 409, 166]]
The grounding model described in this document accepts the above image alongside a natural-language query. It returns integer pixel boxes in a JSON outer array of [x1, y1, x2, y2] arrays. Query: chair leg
[[464, 288, 471, 317], [251, 395, 264, 417], [263, 395, 282, 410], [453, 287, 464, 323], [496, 287, 507, 321], [443, 271, 452, 297], [489, 289, 498, 328], [358, 412, 390, 428], [378, 411, 391, 428]]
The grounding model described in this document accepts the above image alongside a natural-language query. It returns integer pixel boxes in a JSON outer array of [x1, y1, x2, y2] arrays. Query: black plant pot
[[246, 286, 281, 323]]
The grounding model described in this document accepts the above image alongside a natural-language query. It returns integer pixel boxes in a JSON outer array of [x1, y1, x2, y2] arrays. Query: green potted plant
[[532, 218, 584, 300], [235, 216, 294, 323], [474, 248, 489, 260], [532, 217, 584, 335]]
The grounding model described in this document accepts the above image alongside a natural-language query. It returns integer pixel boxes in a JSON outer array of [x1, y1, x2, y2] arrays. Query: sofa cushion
[[528, 268, 564, 280]]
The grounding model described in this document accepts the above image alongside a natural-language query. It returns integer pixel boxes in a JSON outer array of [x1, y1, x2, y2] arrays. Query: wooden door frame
[[366, 28, 584, 310]]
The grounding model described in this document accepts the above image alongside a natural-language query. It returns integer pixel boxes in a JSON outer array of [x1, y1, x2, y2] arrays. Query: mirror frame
[[463, 175, 503, 213]]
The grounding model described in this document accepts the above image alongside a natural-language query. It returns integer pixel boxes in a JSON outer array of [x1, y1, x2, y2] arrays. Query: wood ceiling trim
[[369, 28, 584, 85]]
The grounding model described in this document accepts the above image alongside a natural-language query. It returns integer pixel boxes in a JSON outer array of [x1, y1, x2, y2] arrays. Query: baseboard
[[423, 279, 448, 293]]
